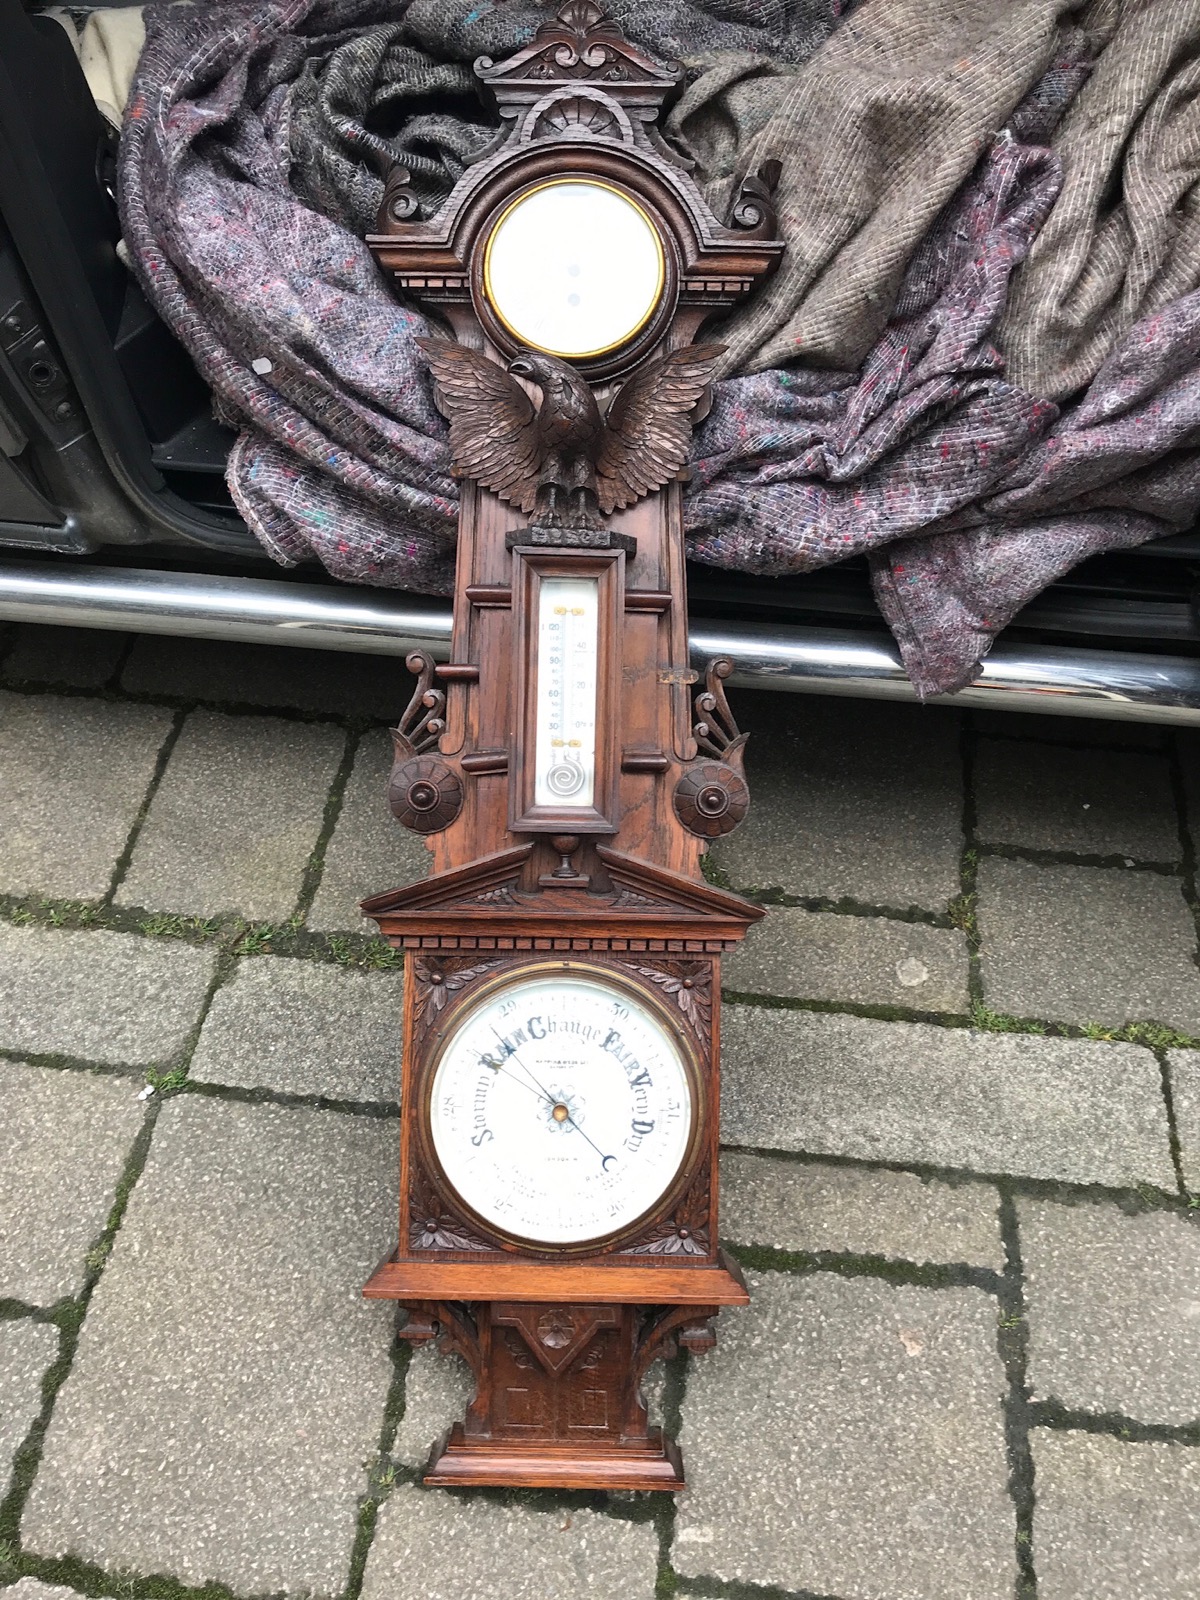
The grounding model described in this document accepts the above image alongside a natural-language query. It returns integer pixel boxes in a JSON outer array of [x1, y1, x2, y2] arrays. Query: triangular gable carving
[[595, 847, 764, 927], [360, 843, 533, 919]]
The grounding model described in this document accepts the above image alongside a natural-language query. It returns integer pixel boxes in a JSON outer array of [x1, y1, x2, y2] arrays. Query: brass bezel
[[417, 959, 706, 1257], [481, 177, 667, 361]]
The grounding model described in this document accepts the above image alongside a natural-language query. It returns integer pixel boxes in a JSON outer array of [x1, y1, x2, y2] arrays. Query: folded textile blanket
[[873, 288, 1200, 692], [119, 0, 1200, 694], [998, 0, 1200, 400]]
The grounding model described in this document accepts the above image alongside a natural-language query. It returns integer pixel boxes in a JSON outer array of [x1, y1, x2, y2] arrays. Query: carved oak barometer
[[361, 1, 782, 1491]]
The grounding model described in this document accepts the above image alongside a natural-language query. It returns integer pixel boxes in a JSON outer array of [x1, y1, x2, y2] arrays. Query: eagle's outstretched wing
[[595, 343, 724, 516], [417, 338, 542, 513]]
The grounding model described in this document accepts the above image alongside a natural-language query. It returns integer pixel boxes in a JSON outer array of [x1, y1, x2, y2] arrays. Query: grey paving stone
[[1032, 1432, 1200, 1600], [0, 1059, 144, 1304], [723, 906, 969, 1011], [121, 634, 421, 719], [0, 1320, 56, 1487], [720, 1151, 1004, 1268], [721, 1005, 1175, 1189], [393, 1344, 474, 1470], [0, 690, 172, 899], [2, 624, 129, 690], [1019, 1198, 1200, 1425], [116, 708, 345, 919], [974, 740, 1179, 860], [976, 857, 1200, 1032], [674, 1270, 1012, 1597], [308, 728, 431, 932], [190, 954, 401, 1101], [23, 1096, 396, 1597], [1170, 1050, 1200, 1193], [361, 1482, 659, 1600], [3, 1581, 83, 1600], [0, 923, 215, 1066], [710, 691, 963, 909]]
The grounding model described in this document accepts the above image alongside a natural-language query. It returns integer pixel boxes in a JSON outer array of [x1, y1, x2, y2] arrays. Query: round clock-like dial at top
[[427, 969, 697, 1247], [483, 179, 665, 359]]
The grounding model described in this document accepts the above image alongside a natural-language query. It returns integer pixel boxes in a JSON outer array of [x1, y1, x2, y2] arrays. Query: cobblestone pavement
[[2, 621, 1199, 1600]]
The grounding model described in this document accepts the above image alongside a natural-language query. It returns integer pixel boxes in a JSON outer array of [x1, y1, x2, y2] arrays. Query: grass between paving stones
[[293, 729, 362, 926], [996, 1195, 1037, 1599], [676, 1580, 852, 1600], [101, 710, 188, 909], [12, 884, 1197, 1047], [342, 1335, 410, 1600], [724, 1242, 1000, 1296]]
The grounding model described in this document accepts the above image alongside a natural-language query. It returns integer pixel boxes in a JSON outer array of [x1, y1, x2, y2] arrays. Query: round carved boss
[[672, 761, 749, 839], [388, 755, 463, 834]]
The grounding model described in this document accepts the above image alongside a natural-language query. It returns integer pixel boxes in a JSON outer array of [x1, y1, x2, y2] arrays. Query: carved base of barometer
[[426, 1424, 686, 1493], [386, 1288, 739, 1490]]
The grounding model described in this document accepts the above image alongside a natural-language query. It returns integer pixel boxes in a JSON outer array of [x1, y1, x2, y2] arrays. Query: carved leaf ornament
[[412, 957, 504, 1022], [634, 961, 713, 1032]]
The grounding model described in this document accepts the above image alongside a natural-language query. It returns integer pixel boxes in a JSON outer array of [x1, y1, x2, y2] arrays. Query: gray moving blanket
[[119, 0, 1200, 694]]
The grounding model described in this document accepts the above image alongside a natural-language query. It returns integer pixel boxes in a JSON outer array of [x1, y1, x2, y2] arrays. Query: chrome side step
[[0, 559, 1198, 725]]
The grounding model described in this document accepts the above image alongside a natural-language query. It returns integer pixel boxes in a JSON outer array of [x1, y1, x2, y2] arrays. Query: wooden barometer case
[[361, 1, 782, 1492]]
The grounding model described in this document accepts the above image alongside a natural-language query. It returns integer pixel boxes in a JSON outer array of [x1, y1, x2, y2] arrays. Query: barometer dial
[[482, 178, 665, 359], [427, 969, 697, 1247]]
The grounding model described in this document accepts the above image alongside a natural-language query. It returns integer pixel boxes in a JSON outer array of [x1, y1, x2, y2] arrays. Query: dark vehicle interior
[[2, 0, 1199, 672]]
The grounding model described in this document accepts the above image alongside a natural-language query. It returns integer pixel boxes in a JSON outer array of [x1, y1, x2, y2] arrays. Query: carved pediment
[[360, 844, 533, 920], [362, 842, 762, 947], [594, 847, 764, 929], [476, 3, 683, 104]]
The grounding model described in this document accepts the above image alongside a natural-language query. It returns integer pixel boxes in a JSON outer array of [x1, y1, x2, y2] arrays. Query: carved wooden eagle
[[417, 338, 723, 525]]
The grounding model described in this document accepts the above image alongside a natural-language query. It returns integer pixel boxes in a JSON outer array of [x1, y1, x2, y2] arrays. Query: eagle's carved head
[[508, 350, 577, 399]]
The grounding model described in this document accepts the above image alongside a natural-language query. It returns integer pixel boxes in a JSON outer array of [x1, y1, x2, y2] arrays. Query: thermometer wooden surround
[[362, 0, 783, 1491]]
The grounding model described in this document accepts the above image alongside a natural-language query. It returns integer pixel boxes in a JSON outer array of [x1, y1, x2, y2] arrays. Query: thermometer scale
[[534, 575, 599, 809]]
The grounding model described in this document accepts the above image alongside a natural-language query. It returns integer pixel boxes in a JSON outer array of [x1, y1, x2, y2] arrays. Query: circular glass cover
[[428, 969, 695, 1246], [483, 179, 665, 359]]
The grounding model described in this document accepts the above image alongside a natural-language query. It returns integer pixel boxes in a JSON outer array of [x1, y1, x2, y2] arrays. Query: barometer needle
[[477, 1053, 549, 1105], [488, 1025, 615, 1169]]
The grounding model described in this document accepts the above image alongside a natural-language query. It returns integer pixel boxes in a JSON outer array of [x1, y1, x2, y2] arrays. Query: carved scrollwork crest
[[691, 657, 747, 766], [475, 1, 682, 94], [610, 884, 669, 911], [391, 649, 446, 759], [730, 159, 782, 236], [380, 161, 420, 224], [674, 657, 751, 838], [387, 648, 460, 834]]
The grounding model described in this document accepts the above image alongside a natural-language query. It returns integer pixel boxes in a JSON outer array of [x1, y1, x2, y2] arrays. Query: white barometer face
[[483, 178, 665, 358], [428, 970, 696, 1246]]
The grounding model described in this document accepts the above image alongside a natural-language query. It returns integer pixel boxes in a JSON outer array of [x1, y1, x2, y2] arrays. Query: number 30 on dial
[[425, 968, 700, 1248]]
